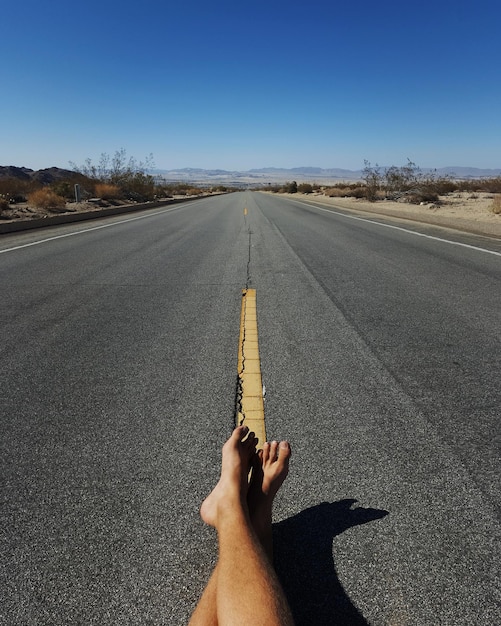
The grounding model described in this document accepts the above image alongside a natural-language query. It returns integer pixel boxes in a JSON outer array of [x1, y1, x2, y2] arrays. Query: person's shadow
[[273, 499, 389, 625]]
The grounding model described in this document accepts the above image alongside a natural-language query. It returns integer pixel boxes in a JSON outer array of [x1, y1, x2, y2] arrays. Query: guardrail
[[0, 196, 206, 235]]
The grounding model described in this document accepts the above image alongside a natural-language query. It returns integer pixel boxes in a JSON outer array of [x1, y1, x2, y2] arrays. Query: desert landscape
[[1, 164, 500, 238], [279, 190, 501, 238], [1, 188, 500, 238]]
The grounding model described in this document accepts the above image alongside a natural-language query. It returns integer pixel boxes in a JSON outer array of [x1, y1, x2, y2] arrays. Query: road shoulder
[[273, 192, 501, 239]]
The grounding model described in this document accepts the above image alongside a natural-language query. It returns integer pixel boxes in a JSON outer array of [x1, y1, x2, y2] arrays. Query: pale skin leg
[[247, 440, 291, 561], [189, 426, 293, 626]]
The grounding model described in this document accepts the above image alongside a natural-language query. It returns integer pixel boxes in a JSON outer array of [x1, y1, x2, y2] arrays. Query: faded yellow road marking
[[237, 289, 266, 447], [244, 207, 248, 215]]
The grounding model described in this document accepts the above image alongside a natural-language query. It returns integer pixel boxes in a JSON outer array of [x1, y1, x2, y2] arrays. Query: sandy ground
[[0, 195, 206, 224], [279, 191, 501, 237], [0, 200, 137, 222]]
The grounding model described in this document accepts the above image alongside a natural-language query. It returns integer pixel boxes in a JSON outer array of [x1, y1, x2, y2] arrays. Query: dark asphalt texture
[[1, 192, 500, 625]]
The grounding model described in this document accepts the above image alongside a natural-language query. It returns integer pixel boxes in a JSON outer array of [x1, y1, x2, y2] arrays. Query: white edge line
[[295, 200, 501, 258], [0, 204, 191, 255]]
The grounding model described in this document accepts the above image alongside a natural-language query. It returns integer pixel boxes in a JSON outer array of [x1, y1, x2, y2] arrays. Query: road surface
[[1, 191, 500, 625]]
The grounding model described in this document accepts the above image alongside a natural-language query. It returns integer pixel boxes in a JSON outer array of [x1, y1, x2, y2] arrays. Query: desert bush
[[429, 179, 457, 195], [70, 149, 156, 201], [457, 180, 479, 192], [362, 160, 382, 201], [453, 179, 501, 193], [324, 187, 348, 197], [297, 183, 313, 194], [361, 159, 462, 201], [50, 180, 93, 201], [481, 177, 501, 194], [405, 190, 439, 204], [154, 185, 172, 198], [95, 183, 122, 200], [347, 186, 368, 199], [50, 181, 72, 200], [491, 195, 501, 214], [0, 178, 38, 202], [323, 184, 357, 196], [27, 188, 66, 211], [0, 197, 10, 213], [123, 172, 156, 201], [164, 185, 204, 197], [283, 181, 297, 193], [163, 183, 189, 196]]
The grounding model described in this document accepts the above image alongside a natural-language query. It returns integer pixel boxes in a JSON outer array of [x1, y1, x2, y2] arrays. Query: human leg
[[188, 568, 218, 626], [189, 425, 257, 626], [189, 426, 293, 626], [247, 440, 291, 561]]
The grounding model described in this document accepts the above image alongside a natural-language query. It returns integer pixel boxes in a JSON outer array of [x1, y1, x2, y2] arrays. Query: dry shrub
[[0, 178, 36, 203], [431, 179, 457, 195], [346, 186, 368, 199], [27, 188, 66, 211], [95, 183, 121, 199], [186, 188, 202, 196], [456, 177, 501, 194], [324, 187, 347, 197], [0, 197, 10, 213], [491, 195, 501, 214], [297, 183, 313, 194], [483, 178, 501, 194], [324, 186, 367, 199], [405, 190, 439, 204]]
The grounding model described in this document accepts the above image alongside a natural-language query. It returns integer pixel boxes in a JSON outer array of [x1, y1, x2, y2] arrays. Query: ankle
[[217, 493, 249, 522]]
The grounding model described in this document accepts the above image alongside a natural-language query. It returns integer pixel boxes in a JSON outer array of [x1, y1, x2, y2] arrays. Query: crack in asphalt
[[235, 210, 253, 426], [234, 290, 246, 426]]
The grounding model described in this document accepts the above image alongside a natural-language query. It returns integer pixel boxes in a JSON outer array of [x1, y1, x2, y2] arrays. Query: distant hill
[[247, 166, 363, 178], [0, 166, 34, 181], [154, 165, 501, 184], [152, 167, 364, 184], [2, 165, 500, 187], [0, 166, 87, 184], [431, 166, 501, 178]]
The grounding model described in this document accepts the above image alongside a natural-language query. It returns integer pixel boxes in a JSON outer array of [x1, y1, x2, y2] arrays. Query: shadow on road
[[273, 499, 389, 626]]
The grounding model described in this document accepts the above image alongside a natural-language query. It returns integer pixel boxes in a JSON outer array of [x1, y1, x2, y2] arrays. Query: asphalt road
[[1, 191, 500, 625]]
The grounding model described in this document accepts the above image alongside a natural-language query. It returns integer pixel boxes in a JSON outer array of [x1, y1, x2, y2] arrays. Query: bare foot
[[200, 425, 258, 528], [248, 440, 291, 549]]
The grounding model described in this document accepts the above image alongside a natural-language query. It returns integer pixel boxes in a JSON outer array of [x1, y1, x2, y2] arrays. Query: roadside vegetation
[[0, 173, 87, 207], [69, 149, 157, 202], [0, 150, 233, 220], [261, 159, 501, 214], [27, 188, 67, 211]]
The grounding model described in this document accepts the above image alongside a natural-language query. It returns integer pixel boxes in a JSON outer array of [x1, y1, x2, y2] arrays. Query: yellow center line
[[237, 288, 266, 447]]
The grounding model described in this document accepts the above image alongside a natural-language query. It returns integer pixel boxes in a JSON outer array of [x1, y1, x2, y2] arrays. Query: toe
[[277, 441, 291, 465], [234, 425, 249, 441], [262, 441, 270, 464], [269, 440, 279, 462]]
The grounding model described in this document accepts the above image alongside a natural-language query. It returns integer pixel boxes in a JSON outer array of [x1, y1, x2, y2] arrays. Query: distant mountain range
[[2, 165, 500, 186], [153, 166, 501, 184], [154, 167, 362, 181], [0, 166, 86, 184]]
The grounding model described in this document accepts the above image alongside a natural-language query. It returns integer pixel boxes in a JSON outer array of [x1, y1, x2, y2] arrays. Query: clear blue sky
[[1, 0, 500, 171]]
